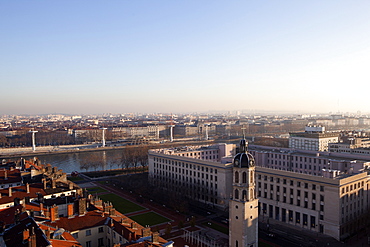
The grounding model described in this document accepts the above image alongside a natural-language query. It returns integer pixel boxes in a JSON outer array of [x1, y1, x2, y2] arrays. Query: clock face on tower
[[234, 159, 239, 167]]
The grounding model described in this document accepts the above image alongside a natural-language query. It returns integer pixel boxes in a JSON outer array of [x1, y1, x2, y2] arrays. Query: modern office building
[[289, 126, 339, 151]]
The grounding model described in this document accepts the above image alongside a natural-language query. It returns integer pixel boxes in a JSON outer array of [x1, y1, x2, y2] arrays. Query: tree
[[0, 135, 8, 147], [121, 147, 134, 171], [80, 152, 104, 172]]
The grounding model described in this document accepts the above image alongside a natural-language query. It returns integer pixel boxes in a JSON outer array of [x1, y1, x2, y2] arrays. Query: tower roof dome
[[233, 139, 255, 168]]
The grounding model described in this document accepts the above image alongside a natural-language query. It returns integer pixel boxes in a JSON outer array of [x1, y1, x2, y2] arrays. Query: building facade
[[148, 143, 370, 241], [148, 143, 235, 210], [289, 126, 339, 151]]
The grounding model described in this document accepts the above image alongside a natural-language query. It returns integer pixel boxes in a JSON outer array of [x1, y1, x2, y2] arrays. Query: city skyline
[[1, 1, 370, 115]]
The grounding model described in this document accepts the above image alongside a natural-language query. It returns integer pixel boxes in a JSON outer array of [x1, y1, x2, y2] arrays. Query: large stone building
[[289, 126, 339, 151], [148, 142, 370, 241], [329, 136, 370, 156], [148, 143, 235, 210]]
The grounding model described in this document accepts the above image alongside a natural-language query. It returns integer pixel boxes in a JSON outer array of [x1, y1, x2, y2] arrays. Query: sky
[[1, 1, 370, 115]]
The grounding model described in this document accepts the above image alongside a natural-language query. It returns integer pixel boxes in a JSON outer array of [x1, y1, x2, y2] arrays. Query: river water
[[15, 149, 126, 174]]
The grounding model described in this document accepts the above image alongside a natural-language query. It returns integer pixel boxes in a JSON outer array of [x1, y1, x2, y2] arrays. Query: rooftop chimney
[[51, 179, 56, 189], [45, 227, 51, 239], [50, 205, 58, 222], [4, 170, 7, 180], [67, 203, 74, 218], [29, 227, 36, 247], [23, 229, 30, 242], [26, 183, 30, 193], [152, 232, 159, 244], [142, 227, 151, 237], [8, 187, 12, 197]]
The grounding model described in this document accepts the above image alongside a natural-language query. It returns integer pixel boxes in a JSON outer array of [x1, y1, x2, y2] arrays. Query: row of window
[[153, 173, 218, 190], [153, 158, 218, 174], [264, 153, 329, 165], [154, 170, 218, 183], [258, 184, 324, 200], [153, 175, 219, 204], [260, 203, 324, 232], [341, 182, 364, 194], [257, 175, 324, 191]]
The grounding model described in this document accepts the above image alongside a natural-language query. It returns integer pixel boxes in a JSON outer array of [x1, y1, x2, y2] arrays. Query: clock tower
[[229, 139, 258, 247]]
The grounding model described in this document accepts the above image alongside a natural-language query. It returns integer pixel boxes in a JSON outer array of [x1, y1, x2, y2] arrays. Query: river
[[9, 149, 125, 174]]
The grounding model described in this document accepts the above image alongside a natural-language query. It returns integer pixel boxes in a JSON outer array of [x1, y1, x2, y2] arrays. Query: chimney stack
[[67, 203, 74, 218], [152, 232, 159, 244], [142, 227, 151, 237], [51, 179, 56, 189], [23, 229, 30, 242], [8, 187, 12, 197], [50, 205, 58, 222], [26, 183, 30, 193], [76, 198, 87, 216], [29, 227, 36, 247], [131, 222, 137, 230], [42, 178, 47, 189], [45, 227, 51, 239], [4, 170, 7, 180], [45, 207, 50, 218]]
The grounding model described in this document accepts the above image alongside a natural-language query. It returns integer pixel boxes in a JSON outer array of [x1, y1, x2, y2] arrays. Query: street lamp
[[29, 130, 38, 152]]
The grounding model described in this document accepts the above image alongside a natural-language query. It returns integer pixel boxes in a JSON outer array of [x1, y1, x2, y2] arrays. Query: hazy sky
[[1, 1, 370, 115]]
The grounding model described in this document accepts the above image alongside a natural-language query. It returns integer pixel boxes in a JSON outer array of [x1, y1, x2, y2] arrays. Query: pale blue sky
[[1, 1, 370, 115]]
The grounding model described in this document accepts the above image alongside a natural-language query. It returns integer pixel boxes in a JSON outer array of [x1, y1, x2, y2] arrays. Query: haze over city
[[1, 1, 370, 115]]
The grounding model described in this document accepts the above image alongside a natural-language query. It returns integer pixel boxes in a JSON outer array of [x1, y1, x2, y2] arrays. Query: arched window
[[235, 189, 239, 199], [242, 190, 247, 201], [242, 172, 247, 183], [235, 171, 239, 183]]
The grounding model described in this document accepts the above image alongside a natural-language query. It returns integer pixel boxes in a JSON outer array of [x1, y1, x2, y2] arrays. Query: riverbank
[[0, 139, 232, 159]]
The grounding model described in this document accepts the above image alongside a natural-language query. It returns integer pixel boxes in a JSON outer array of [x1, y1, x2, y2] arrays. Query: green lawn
[[129, 212, 170, 226], [86, 186, 108, 194], [202, 221, 229, 235], [99, 193, 145, 214]]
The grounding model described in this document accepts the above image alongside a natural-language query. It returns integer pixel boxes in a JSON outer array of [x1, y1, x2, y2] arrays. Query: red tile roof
[[0, 204, 28, 225], [47, 211, 107, 232], [0, 183, 46, 205], [0, 169, 22, 185]]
